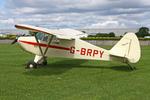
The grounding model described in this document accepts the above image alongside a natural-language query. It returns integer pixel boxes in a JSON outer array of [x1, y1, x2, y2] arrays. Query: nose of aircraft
[[17, 37, 27, 45], [17, 36, 37, 47], [17, 37, 22, 42]]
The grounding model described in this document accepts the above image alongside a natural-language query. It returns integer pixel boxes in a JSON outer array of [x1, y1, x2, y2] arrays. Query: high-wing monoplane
[[13, 24, 141, 70]]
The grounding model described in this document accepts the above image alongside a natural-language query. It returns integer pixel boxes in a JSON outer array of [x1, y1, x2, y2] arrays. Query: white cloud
[[88, 21, 126, 28], [139, 0, 150, 6], [0, 18, 15, 24], [14, 7, 38, 14], [0, 0, 150, 29]]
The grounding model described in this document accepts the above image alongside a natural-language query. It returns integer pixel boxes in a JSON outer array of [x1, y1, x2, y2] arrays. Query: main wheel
[[26, 61, 37, 69], [42, 60, 47, 66]]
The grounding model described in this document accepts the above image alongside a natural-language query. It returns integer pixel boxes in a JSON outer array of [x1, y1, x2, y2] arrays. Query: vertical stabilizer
[[110, 33, 141, 63]]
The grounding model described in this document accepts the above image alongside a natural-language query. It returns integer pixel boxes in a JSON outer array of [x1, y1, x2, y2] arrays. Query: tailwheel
[[127, 63, 136, 70], [26, 61, 37, 69]]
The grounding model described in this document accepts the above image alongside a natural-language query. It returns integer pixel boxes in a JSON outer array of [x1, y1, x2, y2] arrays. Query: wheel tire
[[42, 60, 47, 66], [26, 61, 37, 69]]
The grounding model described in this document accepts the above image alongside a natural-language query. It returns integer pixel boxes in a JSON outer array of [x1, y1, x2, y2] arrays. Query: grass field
[[0, 44, 150, 100]]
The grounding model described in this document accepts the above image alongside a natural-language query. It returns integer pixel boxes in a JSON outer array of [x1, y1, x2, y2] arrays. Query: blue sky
[[0, 0, 4, 7], [0, 0, 150, 29]]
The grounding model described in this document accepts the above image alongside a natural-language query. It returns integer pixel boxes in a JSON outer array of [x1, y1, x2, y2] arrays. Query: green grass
[[0, 44, 150, 100]]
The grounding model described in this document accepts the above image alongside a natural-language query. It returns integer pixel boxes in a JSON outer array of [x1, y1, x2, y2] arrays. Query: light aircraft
[[12, 24, 141, 70]]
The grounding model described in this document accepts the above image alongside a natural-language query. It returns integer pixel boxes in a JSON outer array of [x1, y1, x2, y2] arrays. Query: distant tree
[[88, 32, 116, 37], [120, 35, 123, 38], [124, 32, 128, 35], [136, 27, 150, 37], [88, 35, 95, 37], [82, 31, 86, 33], [96, 33, 108, 37], [109, 32, 115, 37], [29, 31, 35, 36], [6, 34, 17, 39]]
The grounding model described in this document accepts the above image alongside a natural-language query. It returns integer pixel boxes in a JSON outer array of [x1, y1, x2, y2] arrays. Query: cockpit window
[[43, 35, 48, 42], [35, 32, 51, 42], [36, 32, 44, 40]]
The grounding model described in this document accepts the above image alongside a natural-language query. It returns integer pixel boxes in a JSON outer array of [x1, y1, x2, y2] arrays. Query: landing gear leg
[[26, 55, 47, 69], [35, 55, 48, 66], [26, 34, 53, 69]]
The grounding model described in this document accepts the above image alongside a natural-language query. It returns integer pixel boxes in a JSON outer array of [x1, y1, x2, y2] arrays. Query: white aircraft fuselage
[[18, 36, 110, 61]]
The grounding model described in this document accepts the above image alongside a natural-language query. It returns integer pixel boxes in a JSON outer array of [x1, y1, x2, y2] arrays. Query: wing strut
[[35, 33, 44, 57], [34, 34, 54, 63], [43, 35, 54, 55]]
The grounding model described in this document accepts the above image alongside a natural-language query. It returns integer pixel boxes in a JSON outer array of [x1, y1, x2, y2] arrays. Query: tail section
[[109, 32, 141, 63]]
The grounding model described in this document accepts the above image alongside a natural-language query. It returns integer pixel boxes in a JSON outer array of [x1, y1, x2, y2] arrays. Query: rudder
[[109, 32, 141, 63]]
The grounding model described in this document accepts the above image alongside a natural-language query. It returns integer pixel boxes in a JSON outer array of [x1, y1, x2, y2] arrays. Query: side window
[[43, 34, 49, 42], [36, 32, 52, 42], [36, 32, 44, 40], [52, 36, 60, 44]]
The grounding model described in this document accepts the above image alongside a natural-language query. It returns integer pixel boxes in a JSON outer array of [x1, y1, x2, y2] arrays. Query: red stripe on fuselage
[[19, 40, 70, 51]]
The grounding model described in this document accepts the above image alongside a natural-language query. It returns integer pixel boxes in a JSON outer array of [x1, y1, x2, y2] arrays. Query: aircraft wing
[[15, 24, 88, 40]]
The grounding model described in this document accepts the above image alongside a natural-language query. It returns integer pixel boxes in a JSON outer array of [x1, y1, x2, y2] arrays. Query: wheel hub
[[29, 64, 34, 68]]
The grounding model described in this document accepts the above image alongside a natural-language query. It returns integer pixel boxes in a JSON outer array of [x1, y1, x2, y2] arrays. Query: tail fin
[[109, 32, 141, 63]]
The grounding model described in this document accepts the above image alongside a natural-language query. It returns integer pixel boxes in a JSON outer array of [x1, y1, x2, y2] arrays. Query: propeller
[[11, 39, 18, 44], [11, 36, 19, 44]]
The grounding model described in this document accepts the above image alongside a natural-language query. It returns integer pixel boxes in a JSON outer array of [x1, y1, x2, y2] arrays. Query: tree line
[[87, 32, 115, 37], [87, 27, 150, 38]]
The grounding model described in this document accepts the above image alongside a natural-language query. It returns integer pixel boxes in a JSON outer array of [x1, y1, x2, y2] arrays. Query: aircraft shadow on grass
[[23, 59, 133, 76]]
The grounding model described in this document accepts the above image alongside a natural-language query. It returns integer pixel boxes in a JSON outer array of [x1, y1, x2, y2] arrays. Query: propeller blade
[[11, 35, 20, 45], [11, 39, 18, 44]]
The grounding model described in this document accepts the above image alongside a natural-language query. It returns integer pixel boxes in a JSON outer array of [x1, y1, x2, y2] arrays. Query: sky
[[0, 0, 150, 29]]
